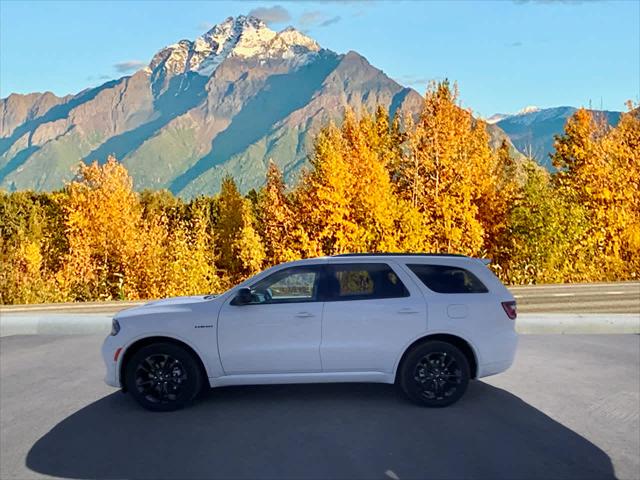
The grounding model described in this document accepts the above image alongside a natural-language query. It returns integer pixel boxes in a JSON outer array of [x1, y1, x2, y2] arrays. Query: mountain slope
[[495, 106, 621, 169], [0, 15, 519, 196]]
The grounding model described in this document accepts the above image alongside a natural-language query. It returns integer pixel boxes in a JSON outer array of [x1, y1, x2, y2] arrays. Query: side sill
[[208, 371, 394, 388]]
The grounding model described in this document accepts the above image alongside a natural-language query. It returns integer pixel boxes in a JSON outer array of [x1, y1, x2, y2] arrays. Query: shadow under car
[[26, 381, 615, 479]]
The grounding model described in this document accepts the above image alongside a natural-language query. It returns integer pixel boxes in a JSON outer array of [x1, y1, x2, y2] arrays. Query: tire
[[124, 342, 203, 412], [399, 340, 470, 407]]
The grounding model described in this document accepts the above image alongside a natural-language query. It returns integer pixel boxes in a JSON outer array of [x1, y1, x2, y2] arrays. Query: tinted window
[[325, 263, 409, 301], [248, 267, 320, 304], [408, 264, 488, 294]]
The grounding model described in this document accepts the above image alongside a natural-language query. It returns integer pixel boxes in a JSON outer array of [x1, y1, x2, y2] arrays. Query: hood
[[115, 294, 219, 319], [143, 295, 215, 307]]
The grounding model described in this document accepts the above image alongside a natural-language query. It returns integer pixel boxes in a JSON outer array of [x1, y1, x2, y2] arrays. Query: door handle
[[397, 308, 419, 314], [295, 312, 315, 318]]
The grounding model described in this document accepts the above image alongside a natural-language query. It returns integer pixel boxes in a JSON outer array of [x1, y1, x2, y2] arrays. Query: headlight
[[110, 318, 121, 336]]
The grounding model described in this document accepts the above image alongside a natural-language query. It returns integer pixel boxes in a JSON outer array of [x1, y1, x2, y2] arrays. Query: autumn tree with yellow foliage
[[0, 191, 65, 303], [608, 106, 640, 275], [216, 176, 265, 283], [1, 84, 638, 305], [60, 156, 142, 300], [395, 81, 503, 256], [553, 105, 640, 279], [293, 109, 426, 255], [55, 157, 222, 301], [257, 161, 315, 265]]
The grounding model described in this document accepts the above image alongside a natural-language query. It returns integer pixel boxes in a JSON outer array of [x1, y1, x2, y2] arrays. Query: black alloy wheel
[[399, 340, 470, 407], [414, 351, 463, 400], [135, 353, 188, 403], [125, 343, 202, 411]]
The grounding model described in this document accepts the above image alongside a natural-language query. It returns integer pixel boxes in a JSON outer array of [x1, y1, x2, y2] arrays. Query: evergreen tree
[[499, 161, 592, 283]]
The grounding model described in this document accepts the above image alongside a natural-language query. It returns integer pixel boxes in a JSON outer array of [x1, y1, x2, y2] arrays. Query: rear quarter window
[[407, 264, 488, 294]]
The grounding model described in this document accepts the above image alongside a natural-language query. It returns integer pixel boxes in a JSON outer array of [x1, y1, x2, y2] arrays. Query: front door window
[[249, 268, 319, 304]]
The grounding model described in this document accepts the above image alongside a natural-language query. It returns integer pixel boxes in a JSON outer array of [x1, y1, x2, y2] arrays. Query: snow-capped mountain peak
[[147, 15, 321, 78], [486, 105, 542, 124], [486, 113, 509, 124], [516, 105, 540, 115]]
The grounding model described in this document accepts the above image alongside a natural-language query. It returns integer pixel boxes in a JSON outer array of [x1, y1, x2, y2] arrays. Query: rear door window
[[407, 264, 488, 294], [325, 263, 409, 301]]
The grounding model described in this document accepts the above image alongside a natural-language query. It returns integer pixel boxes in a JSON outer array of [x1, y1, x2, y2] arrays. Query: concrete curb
[[1, 312, 638, 337], [0, 301, 145, 314], [0, 313, 113, 337], [515, 313, 640, 334]]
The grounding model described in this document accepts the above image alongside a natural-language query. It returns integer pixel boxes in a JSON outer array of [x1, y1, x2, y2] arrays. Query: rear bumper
[[477, 329, 518, 378], [477, 358, 515, 378], [101, 335, 121, 388]]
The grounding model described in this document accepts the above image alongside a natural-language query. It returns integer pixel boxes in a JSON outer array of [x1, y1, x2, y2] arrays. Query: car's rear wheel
[[125, 343, 202, 411], [399, 340, 470, 407]]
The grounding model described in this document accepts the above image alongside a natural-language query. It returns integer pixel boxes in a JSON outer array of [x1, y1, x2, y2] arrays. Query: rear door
[[320, 261, 427, 373]]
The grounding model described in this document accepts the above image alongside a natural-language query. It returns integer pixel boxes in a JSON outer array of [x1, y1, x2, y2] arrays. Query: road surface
[[1, 334, 638, 479], [510, 281, 640, 313], [1, 281, 639, 315]]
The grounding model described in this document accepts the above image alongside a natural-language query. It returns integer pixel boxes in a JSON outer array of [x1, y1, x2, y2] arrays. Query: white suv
[[102, 254, 518, 411]]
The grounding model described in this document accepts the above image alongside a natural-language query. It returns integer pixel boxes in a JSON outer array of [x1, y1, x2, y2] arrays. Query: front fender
[[117, 328, 223, 389]]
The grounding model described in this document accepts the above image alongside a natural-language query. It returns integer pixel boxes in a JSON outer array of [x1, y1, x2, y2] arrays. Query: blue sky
[[1, 0, 638, 116]]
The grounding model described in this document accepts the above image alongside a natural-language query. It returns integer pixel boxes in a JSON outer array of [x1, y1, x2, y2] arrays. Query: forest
[[1, 81, 638, 304]]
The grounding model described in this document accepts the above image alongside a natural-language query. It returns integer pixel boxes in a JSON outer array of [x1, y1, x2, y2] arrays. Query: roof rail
[[331, 252, 468, 258]]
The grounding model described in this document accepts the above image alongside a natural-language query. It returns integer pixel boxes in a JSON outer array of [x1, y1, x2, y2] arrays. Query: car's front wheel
[[125, 342, 202, 411], [399, 340, 470, 407]]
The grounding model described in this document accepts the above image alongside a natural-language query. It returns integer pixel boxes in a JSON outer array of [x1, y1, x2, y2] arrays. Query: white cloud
[[320, 16, 341, 27], [299, 11, 342, 29], [198, 21, 214, 31], [86, 74, 112, 81], [248, 5, 291, 25], [114, 60, 146, 73], [395, 74, 432, 88]]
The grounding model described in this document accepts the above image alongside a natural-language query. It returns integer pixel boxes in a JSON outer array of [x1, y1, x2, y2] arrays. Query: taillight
[[502, 301, 517, 320]]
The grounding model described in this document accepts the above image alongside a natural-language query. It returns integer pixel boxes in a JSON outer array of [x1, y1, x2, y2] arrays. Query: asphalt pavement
[[1, 334, 638, 479]]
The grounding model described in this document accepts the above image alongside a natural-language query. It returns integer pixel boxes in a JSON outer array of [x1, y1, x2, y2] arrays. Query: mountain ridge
[[493, 106, 622, 168], [0, 15, 519, 197]]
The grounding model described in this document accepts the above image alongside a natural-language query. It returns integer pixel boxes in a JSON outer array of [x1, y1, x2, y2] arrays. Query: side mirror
[[233, 287, 253, 306]]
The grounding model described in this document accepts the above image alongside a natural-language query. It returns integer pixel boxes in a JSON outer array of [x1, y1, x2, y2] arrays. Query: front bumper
[[101, 334, 122, 388]]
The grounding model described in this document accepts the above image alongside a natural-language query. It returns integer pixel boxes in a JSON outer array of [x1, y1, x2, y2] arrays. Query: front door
[[218, 265, 323, 375]]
